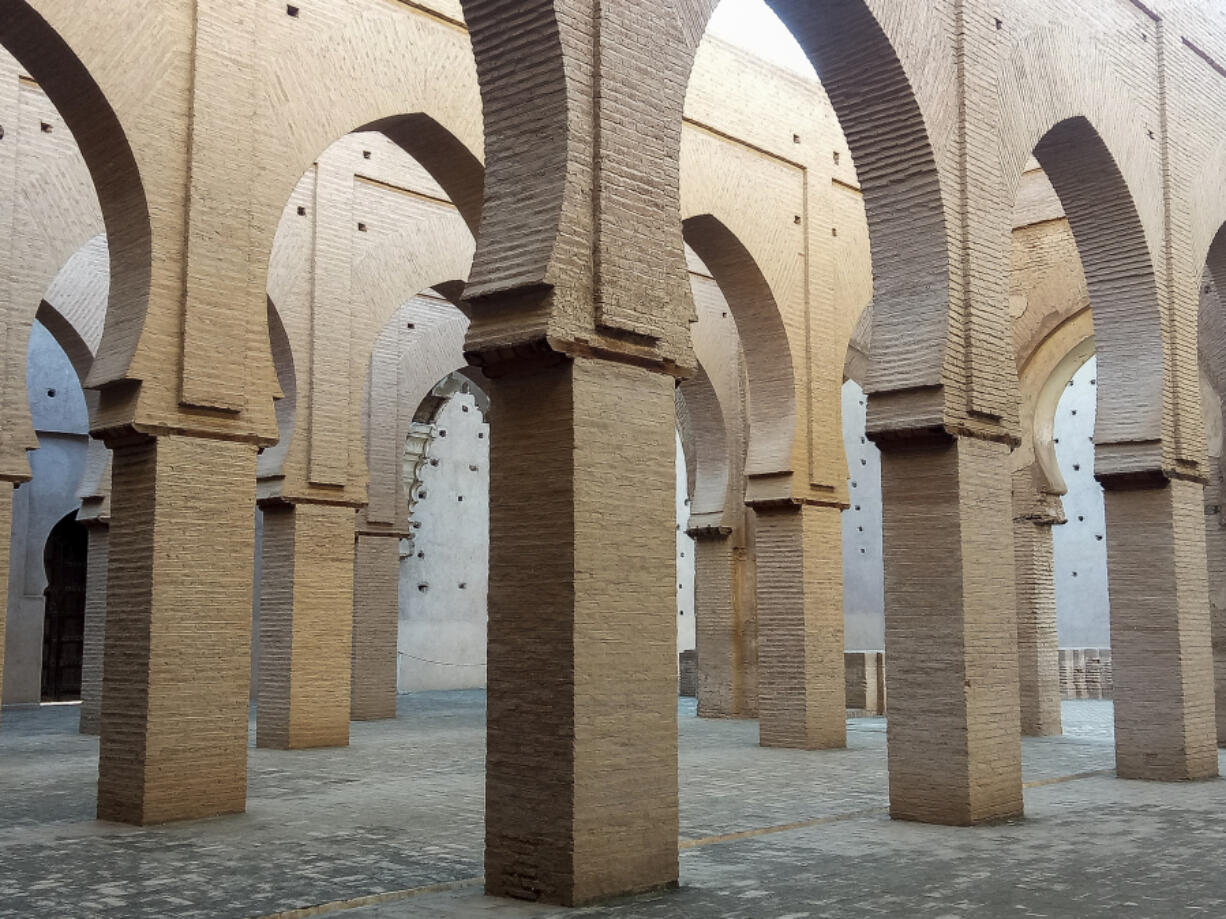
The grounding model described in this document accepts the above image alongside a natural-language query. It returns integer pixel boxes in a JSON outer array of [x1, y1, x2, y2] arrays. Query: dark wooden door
[[41, 511, 88, 702]]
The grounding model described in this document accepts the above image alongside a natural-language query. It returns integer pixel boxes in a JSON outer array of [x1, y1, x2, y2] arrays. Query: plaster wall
[[3, 321, 87, 704], [398, 392, 489, 692], [1052, 357, 1112, 648], [841, 380, 884, 651], [676, 434, 697, 654]]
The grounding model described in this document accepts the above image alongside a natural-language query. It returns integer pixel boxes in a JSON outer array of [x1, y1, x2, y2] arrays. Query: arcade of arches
[[2, 0, 1226, 914]]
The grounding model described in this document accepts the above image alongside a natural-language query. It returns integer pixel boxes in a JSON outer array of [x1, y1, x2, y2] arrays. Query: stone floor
[[0, 694, 1221, 918]]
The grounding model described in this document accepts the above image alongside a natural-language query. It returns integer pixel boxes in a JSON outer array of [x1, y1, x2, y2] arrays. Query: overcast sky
[[705, 0, 817, 78]]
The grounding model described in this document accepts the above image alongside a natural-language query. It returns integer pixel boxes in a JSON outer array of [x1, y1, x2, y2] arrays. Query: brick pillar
[[1103, 476, 1218, 779], [350, 533, 400, 721], [690, 527, 752, 718], [879, 434, 1023, 825], [97, 436, 257, 824], [484, 356, 678, 906], [0, 482, 11, 721], [1013, 514, 1063, 736], [257, 500, 356, 749], [753, 504, 846, 749], [78, 522, 109, 735], [1204, 458, 1226, 745]]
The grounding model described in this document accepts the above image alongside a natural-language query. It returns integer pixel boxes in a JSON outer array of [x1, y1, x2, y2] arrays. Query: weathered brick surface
[[1205, 457, 1226, 744], [350, 533, 400, 721], [1013, 517, 1063, 737], [97, 436, 257, 825], [755, 504, 846, 750], [1104, 478, 1219, 780], [484, 357, 678, 906], [257, 501, 356, 750], [77, 523, 108, 735], [0, 484, 10, 723], [880, 436, 1023, 825], [692, 532, 751, 718], [844, 651, 886, 716]]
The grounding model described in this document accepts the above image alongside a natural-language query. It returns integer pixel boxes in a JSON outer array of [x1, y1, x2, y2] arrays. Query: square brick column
[[0, 482, 11, 721], [78, 523, 109, 735], [350, 533, 400, 721], [257, 500, 356, 749], [691, 528, 753, 718], [484, 356, 678, 906], [97, 436, 257, 824], [1014, 516, 1062, 736], [879, 435, 1023, 825], [1103, 477, 1218, 779], [753, 504, 846, 749], [1203, 458, 1226, 745]]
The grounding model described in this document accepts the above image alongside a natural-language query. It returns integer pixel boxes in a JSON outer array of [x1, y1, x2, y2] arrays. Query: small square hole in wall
[[406, 322, 416, 330], [793, 215, 802, 225], [40, 121, 52, 134], [297, 205, 306, 216], [457, 495, 464, 502], [994, 17, 1002, 30], [362, 150, 371, 159], [357, 221, 368, 232], [287, 4, 300, 16], [478, 432, 485, 439], [439, 429, 447, 437], [833, 151, 840, 165], [831, 227, 838, 237], [462, 404, 470, 413], [793, 133, 801, 144]]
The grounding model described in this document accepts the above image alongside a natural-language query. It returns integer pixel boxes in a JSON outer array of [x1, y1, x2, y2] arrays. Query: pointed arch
[[683, 215, 793, 478], [0, 3, 150, 392], [1028, 117, 1164, 463]]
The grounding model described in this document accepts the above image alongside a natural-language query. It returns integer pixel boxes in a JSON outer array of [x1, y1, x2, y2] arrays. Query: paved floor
[[0, 695, 1220, 918]]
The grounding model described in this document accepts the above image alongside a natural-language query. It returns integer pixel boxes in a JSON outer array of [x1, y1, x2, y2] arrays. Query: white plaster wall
[[676, 433, 696, 654], [3, 322, 88, 704], [840, 379, 884, 650], [398, 391, 489, 691], [1052, 356, 1111, 648]]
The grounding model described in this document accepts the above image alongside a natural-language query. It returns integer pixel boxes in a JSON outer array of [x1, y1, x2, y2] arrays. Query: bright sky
[[705, 0, 817, 79]]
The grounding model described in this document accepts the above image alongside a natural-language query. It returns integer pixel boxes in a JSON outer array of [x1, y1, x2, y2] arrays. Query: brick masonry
[[0, 0, 1223, 907]]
